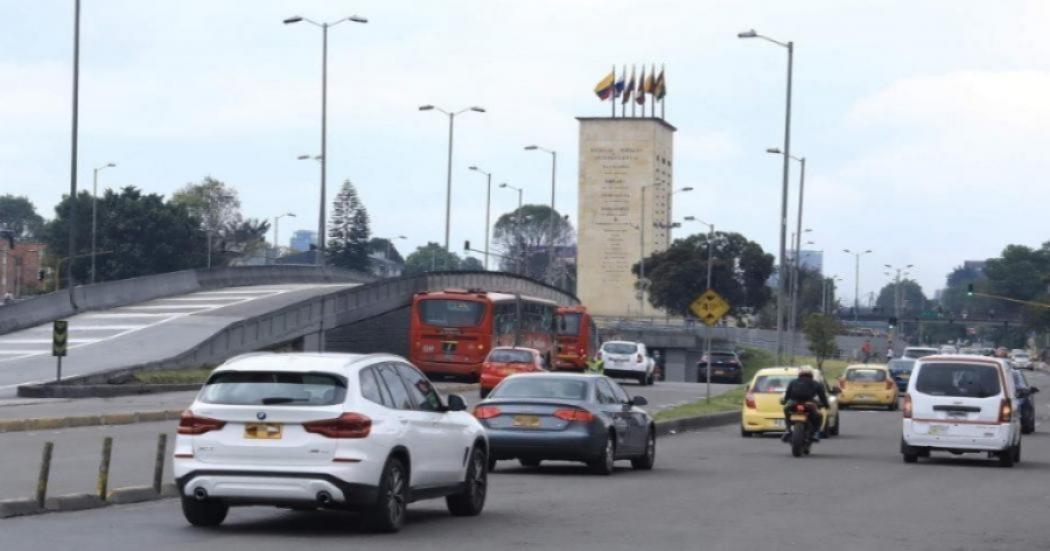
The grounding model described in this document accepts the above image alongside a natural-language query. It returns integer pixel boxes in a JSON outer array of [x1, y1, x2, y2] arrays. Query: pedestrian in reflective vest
[[586, 355, 604, 374]]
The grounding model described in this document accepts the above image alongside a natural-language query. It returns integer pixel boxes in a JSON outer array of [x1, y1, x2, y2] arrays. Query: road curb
[[655, 410, 739, 437], [0, 410, 185, 434], [0, 499, 42, 519], [0, 484, 180, 520]]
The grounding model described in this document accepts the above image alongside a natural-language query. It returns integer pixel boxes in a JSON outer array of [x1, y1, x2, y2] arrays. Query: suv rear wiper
[[261, 397, 299, 405]]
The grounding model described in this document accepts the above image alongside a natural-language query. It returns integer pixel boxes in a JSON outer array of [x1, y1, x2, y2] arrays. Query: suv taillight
[[999, 398, 1012, 423], [177, 411, 226, 435], [745, 392, 756, 409], [303, 413, 372, 439], [554, 408, 595, 422], [902, 394, 912, 418]]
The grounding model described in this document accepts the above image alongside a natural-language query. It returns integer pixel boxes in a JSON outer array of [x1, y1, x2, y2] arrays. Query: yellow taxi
[[740, 366, 840, 437], [836, 364, 898, 410]]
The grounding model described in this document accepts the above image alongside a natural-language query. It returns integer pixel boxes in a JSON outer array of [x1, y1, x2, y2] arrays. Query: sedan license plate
[[856, 395, 871, 401], [244, 423, 283, 440], [714, 369, 725, 375], [513, 415, 541, 428]]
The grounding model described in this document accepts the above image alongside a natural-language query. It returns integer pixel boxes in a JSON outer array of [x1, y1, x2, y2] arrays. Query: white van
[[901, 355, 1022, 467]]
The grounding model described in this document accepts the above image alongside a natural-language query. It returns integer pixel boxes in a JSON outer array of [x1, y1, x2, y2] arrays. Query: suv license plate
[[244, 423, 283, 440]]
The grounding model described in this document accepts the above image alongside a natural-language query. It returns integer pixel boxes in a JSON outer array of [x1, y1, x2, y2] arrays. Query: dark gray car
[[475, 373, 655, 474]]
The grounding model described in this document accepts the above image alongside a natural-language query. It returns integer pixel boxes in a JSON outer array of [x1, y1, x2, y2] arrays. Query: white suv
[[173, 352, 488, 532], [599, 341, 656, 385], [901, 355, 1022, 467]]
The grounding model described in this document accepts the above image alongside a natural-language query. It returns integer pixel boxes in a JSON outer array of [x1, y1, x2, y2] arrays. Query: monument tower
[[577, 65, 675, 317]]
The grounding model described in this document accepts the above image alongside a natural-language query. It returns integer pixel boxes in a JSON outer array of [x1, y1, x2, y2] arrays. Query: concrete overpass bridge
[[0, 266, 577, 396]]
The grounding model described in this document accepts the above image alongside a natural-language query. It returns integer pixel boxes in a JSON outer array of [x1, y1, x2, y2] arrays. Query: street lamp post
[[90, 162, 116, 284], [419, 105, 486, 251], [498, 182, 523, 210], [740, 28, 795, 364], [844, 248, 873, 322], [524, 145, 558, 284], [66, 0, 83, 305], [685, 216, 715, 401], [285, 14, 368, 267], [468, 166, 493, 270], [272, 212, 296, 263]]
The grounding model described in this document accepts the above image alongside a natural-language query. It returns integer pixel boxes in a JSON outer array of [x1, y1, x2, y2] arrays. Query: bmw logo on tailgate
[[256, 411, 267, 421]]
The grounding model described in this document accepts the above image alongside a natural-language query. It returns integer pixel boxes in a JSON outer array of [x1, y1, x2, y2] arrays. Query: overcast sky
[[3, 0, 1049, 303]]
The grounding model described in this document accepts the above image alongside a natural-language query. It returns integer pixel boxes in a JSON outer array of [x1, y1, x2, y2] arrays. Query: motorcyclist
[[780, 367, 830, 442]]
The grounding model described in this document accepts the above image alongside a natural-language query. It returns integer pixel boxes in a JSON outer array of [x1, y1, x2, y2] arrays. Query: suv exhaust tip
[[193, 487, 209, 501], [316, 491, 333, 505]]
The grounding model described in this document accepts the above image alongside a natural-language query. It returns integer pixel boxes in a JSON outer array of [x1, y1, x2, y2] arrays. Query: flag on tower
[[635, 66, 647, 105], [654, 66, 666, 99], [622, 66, 635, 105], [614, 69, 626, 98], [593, 70, 615, 100]]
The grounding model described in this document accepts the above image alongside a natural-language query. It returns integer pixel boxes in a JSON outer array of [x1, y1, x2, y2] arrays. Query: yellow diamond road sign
[[690, 289, 730, 327]]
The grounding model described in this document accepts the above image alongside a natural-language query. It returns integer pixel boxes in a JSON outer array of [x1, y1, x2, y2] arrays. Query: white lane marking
[[82, 313, 173, 318], [158, 297, 253, 302], [121, 304, 219, 310], [194, 290, 283, 295], [0, 339, 97, 344], [0, 350, 44, 356], [66, 325, 142, 331]]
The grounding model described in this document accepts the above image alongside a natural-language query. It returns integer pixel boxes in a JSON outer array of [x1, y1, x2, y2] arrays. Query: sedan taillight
[[885, 379, 894, 390], [554, 408, 595, 423], [745, 392, 757, 409], [473, 406, 502, 419], [177, 410, 226, 435], [303, 413, 372, 439]]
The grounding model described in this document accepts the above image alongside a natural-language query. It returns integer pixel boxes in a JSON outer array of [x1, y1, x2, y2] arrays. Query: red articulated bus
[[409, 289, 558, 381], [555, 306, 598, 371]]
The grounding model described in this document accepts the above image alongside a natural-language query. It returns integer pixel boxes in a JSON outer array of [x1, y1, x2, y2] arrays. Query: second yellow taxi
[[740, 366, 841, 437], [836, 364, 899, 410]]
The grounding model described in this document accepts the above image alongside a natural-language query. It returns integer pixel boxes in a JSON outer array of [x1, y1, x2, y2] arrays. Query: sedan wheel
[[631, 429, 656, 470], [590, 435, 616, 475]]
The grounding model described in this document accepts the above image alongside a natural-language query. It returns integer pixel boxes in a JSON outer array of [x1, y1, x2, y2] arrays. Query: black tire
[[447, 446, 487, 517], [590, 434, 616, 475], [370, 456, 408, 533], [901, 439, 920, 463], [646, 373, 655, 386], [902, 452, 918, 463], [637, 375, 647, 386], [519, 458, 541, 468], [1014, 441, 1022, 463], [740, 426, 753, 438], [889, 399, 899, 411], [180, 496, 228, 527], [998, 446, 1016, 468], [790, 424, 806, 458], [631, 428, 656, 470], [826, 414, 840, 437], [487, 456, 497, 472]]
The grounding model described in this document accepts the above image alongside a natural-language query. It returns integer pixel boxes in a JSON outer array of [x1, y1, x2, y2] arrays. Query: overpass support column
[[303, 331, 324, 352], [664, 349, 687, 382]]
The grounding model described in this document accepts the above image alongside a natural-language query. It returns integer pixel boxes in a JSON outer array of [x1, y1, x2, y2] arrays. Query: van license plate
[[244, 423, 283, 440], [928, 424, 949, 436]]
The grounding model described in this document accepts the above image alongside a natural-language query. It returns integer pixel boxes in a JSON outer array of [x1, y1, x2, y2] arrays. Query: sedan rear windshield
[[200, 371, 347, 406], [487, 349, 534, 364], [751, 375, 794, 393], [887, 359, 915, 373], [846, 369, 887, 382], [915, 363, 1001, 399], [491, 377, 588, 400], [602, 343, 637, 355], [419, 299, 485, 328]]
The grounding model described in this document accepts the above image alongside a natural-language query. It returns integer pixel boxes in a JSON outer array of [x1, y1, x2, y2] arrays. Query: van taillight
[[745, 392, 756, 409], [999, 398, 1012, 423], [177, 411, 226, 435], [303, 413, 372, 438], [636, 354, 643, 362], [902, 394, 912, 418]]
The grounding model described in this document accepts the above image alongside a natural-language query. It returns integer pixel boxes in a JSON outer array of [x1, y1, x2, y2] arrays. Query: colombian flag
[[635, 66, 647, 105], [594, 71, 616, 100]]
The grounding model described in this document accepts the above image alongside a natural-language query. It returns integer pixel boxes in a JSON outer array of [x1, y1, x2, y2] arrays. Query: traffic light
[[52, 320, 68, 357], [966, 284, 974, 297], [464, 240, 471, 251], [888, 317, 898, 329]]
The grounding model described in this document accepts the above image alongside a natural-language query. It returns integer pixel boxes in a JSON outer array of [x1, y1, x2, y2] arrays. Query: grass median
[[133, 367, 213, 385], [653, 349, 850, 422]]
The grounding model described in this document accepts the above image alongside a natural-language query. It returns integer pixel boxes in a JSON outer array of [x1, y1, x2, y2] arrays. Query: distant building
[[289, 230, 318, 253], [0, 241, 46, 299]]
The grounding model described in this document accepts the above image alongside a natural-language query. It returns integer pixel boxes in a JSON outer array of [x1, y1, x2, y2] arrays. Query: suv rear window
[[752, 375, 794, 393], [200, 371, 347, 406], [846, 369, 886, 382], [915, 362, 1001, 398], [602, 343, 637, 355]]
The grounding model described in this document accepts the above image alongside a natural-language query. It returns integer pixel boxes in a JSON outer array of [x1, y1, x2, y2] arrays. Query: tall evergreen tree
[[327, 180, 371, 271]]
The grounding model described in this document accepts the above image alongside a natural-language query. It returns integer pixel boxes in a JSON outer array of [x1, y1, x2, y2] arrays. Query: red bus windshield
[[557, 312, 581, 336], [418, 299, 485, 327]]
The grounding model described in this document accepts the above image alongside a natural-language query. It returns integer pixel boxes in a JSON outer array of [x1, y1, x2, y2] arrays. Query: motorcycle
[[786, 403, 817, 457]]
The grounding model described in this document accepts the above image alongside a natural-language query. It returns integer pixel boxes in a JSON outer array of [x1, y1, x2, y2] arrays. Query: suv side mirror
[[447, 394, 468, 412], [631, 395, 648, 407]]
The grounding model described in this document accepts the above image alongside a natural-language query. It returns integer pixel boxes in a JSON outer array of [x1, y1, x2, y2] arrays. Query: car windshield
[[752, 375, 794, 393], [419, 299, 485, 327], [846, 368, 887, 382], [914, 362, 1001, 399], [904, 349, 938, 359], [200, 371, 347, 406], [487, 349, 534, 364], [602, 343, 637, 355], [557, 313, 581, 336], [491, 377, 588, 400], [888, 359, 915, 373]]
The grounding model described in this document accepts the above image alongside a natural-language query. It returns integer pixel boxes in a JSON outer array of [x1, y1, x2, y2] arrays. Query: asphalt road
[[0, 283, 356, 396], [2, 372, 1048, 550], [0, 380, 733, 500]]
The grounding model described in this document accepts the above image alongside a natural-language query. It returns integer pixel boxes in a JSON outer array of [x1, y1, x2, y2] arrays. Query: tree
[[43, 186, 206, 284], [460, 256, 484, 271], [170, 177, 243, 265], [327, 180, 371, 271], [491, 205, 575, 282], [803, 314, 843, 370], [403, 242, 464, 275], [0, 195, 45, 239], [218, 218, 270, 265], [637, 231, 775, 318], [875, 279, 928, 317]]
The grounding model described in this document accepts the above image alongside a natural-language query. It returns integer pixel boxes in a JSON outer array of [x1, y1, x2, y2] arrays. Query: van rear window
[[200, 371, 347, 406], [914, 363, 1001, 399]]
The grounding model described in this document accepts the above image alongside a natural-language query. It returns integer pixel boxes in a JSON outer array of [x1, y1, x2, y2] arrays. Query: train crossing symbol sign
[[52, 320, 68, 357], [690, 289, 730, 327]]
